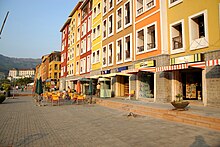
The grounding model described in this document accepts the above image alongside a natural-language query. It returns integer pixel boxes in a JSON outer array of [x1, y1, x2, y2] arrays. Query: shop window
[[124, 1, 132, 28], [136, 28, 145, 53], [189, 10, 208, 50], [138, 72, 154, 98], [137, 0, 144, 15], [124, 34, 132, 61], [116, 7, 123, 32], [147, 23, 156, 50]]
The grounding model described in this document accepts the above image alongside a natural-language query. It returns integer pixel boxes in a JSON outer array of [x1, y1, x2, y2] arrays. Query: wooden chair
[[51, 94, 59, 106]]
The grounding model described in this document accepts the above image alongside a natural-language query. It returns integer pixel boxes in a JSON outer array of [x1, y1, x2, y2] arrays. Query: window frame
[[116, 6, 123, 33], [124, 0, 132, 28], [170, 19, 185, 54], [124, 33, 132, 62], [108, 42, 114, 66], [116, 37, 124, 64]]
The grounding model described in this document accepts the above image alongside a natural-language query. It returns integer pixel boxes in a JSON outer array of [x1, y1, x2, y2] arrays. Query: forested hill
[[0, 54, 41, 75]]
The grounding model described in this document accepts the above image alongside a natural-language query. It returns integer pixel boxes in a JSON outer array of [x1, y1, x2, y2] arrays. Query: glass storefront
[[138, 72, 154, 98]]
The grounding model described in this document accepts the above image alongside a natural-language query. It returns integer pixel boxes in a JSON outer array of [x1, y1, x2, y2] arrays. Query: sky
[[0, 0, 77, 58]]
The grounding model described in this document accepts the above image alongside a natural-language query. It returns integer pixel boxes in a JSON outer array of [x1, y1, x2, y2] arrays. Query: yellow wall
[[91, 0, 102, 71], [168, 0, 220, 58], [48, 61, 61, 79]]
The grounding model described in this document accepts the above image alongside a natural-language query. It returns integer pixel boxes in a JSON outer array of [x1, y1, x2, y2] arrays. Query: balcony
[[172, 36, 183, 49]]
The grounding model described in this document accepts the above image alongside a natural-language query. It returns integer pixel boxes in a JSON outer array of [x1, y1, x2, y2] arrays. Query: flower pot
[[171, 101, 189, 110]]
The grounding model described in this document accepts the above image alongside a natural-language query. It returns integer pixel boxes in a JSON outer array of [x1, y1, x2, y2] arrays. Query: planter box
[[171, 101, 189, 110]]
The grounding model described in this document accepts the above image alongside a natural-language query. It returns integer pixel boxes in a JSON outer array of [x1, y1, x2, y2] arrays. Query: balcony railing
[[137, 46, 144, 52], [146, 0, 154, 8], [147, 42, 155, 49], [172, 36, 183, 49], [137, 7, 143, 14]]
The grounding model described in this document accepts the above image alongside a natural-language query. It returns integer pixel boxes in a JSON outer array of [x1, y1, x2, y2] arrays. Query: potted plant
[[171, 93, 189, 110], [2, 83, 11, 97]]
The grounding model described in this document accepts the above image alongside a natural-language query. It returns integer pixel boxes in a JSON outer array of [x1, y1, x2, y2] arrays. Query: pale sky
[[0, 0, 77, 58]]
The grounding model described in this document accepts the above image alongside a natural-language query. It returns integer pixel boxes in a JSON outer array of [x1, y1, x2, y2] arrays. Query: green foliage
[[15, 77, 33, 86], [0, 94, 6, 103], [175, 93, 183, 102], [2, 83, 11, 92]]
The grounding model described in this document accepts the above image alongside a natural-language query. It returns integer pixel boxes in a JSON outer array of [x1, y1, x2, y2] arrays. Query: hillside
[[0, 54, 41, 75]]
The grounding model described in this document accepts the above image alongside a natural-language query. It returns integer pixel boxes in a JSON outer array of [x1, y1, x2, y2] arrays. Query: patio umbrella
[[36, 77, 43, 95], [34, 79, 39, 94], [88, 79, 93, 95], [76, 80, 81, 94]]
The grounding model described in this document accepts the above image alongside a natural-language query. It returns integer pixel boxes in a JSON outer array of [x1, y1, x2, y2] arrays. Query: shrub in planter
[[0, 94, 6, 104], [171, 93, 189, 110]]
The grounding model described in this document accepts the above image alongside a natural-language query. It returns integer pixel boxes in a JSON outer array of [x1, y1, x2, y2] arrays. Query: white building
[[8, 68, 35, 80]]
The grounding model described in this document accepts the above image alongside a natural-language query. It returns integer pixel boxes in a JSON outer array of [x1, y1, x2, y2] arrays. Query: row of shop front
[[60, 53, 220, 107]]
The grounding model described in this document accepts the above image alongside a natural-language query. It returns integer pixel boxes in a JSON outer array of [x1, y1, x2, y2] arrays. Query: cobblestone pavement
[[0, 96, 220, 147]]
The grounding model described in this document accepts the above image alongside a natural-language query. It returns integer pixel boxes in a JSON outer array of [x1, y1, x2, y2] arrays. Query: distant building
[[8, 68, 35, 80]]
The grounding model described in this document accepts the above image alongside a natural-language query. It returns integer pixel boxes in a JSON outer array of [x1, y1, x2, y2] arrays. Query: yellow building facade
[[166, 0, 220, 106], [91, 0, 102, 75]]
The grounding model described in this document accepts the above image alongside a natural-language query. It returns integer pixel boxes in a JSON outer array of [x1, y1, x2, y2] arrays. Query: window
[[103, 0, 107, 15], [76, 61, 79, 74], [146, 0, 155, 10], [108, 43, 113, 65], [80, 58, 86, 74], [96, 50, 100, 62], [77, 28, 80, 41], [124, 34, 132, 61], [87, 55, 91, 72], [97, 3, 101, 14], [88, 16, 91, 31], [109, 0, 114, 11], [103, 19, 107, 39], [76, 44, 80, 56], [124, 1, 132, 28], [116, 0, 122, 5], [93, 28, 96, 39], [97, 25, 100, 37], [93, 7, 97, 18], [88, 35, 91, 51], [169, 0, 183, 8], [147, 23, 156, 50], [108, 14, 114, 36], [116, 38, 123, 64], [136, 28, 145, 53], [137, 0, 144, 15], [103, 46, 107, 66], [189, 10, 208, 50], [92, 52, 96, 63], [82, 21, 87, 36], [116, 7, 123, 32], [77, 13, 81, 26]]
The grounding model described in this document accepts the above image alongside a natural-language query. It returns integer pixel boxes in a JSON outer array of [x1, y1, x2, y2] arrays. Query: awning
[[156, 64, 188, 72], [138, 67, 156, 73], [70, 78, 79, 81], [99, 78, 111, 81], [79, 78, 90, 82], [121, 69, 139, 74], [89, 75, 101, 79], [100, 73, 132, 78], [188, 62, 205, 69], [206, 59, 220, 66]]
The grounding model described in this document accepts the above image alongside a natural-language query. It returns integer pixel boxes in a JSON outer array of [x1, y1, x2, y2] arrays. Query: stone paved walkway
[[0, 96, 220, 147]]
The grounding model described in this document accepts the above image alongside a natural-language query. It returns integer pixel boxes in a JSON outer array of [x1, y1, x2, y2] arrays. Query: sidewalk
[[94, 97, 220, 131]]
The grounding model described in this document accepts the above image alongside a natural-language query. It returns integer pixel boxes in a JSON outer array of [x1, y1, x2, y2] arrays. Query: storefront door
[[181, 69, 202, 100]]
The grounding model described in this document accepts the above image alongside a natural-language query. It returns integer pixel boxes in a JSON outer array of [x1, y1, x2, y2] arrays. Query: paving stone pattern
[[0, 96, 220, 147]]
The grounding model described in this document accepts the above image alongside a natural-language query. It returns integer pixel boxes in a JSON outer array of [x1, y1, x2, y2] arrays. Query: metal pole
[[0, 11, 9, 38]]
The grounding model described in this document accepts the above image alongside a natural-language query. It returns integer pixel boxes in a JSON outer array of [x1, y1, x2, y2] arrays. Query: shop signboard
[[117, 66, 128, 72], [135, 60, 155, 69], [170, 53, 203, 65]]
